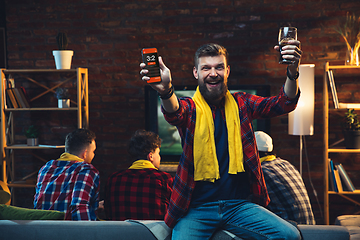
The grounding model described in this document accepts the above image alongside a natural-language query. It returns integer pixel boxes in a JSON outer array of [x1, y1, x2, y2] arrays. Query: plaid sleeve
[[236, 86, 299, 121], [70, 166, 100, 221]]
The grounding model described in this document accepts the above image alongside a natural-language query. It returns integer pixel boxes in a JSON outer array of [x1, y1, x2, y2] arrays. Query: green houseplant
[[55, 87, 70, 108], [25, 125, 39, 146], [342, 109, 360, 149], [52, 32, 73, 69]]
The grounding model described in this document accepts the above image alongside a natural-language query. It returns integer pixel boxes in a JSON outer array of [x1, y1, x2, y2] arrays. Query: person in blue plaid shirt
[[34, 128, 99, 220], [255, 131, 316, 225]]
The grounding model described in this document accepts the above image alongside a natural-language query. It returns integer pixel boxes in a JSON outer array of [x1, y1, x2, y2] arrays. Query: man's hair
[[65, 129, 96, 155], [128, 129, 161, 161], [194, 43, 229, 68]]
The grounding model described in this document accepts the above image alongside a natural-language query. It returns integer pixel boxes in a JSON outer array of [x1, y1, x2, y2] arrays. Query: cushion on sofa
[[335, 215, 360, 227], [335, 215, 360, 240], [0, 204, 65, 220]]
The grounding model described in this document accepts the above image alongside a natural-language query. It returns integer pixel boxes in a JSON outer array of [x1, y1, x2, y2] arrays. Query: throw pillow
[[0, 204, 65, 220]]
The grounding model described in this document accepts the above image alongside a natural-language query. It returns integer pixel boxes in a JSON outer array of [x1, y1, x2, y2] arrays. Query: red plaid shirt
[[104, 168, 174, 220], [163, 86, 299, 228]]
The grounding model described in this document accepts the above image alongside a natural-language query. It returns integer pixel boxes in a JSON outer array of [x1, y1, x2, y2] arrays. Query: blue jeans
[[172, 200, 301, 240]]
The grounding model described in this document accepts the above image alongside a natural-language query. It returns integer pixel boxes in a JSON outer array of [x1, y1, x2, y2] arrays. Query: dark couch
[[0, 219, 350, 240]]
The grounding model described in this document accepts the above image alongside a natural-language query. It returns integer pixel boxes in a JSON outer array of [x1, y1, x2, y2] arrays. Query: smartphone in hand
[[142, 48, 162, 84]]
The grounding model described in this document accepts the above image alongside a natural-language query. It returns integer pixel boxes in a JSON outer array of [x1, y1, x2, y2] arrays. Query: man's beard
[[198, 77, 228, 105]]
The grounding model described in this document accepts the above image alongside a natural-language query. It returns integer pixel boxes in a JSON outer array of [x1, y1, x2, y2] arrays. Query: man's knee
[[280, 224, 302, 240]]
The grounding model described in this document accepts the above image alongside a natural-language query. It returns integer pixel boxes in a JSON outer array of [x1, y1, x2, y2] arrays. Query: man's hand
[[140, 56, 172, 94], [274, 40, 302, 77]]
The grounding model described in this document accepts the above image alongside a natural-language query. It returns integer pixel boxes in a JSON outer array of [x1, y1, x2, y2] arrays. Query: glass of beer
[[278, 27, 297, 64]]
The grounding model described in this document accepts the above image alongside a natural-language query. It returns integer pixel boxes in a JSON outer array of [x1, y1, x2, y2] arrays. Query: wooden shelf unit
[[0, 68, 88, 191], [323, 62, 360, 224]]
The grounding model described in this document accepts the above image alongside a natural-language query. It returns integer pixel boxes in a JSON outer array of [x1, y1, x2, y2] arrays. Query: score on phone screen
[[142, 48, 162, 83]]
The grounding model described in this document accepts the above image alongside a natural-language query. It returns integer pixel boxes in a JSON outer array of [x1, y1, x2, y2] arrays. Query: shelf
[[0, 68, 88, 205], [323, 62, 360, 225], [7, 182, 36, 188], [3, 69, 79, 74], [5, 144, 65, 149], [329, 190, 360, 194], [5, 107, 79, 112], [327, 65, 360, 70], [328, 148, 360, 153]]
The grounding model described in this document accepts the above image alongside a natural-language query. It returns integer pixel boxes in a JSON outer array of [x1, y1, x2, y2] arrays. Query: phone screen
[[142, 48, 162, 83]]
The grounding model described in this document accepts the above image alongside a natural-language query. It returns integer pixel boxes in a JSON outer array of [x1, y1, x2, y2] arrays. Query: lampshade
[[288, 64, 315, 136]]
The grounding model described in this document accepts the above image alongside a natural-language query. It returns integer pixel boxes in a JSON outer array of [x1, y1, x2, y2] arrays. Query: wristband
[[287, 66, 299, 81], [158, 85, 174, 100]]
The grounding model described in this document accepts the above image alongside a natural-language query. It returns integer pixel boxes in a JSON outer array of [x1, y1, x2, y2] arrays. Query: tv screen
[[145, 85, 270, 163]]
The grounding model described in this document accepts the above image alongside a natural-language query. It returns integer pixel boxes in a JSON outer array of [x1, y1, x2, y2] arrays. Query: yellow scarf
[[128, 160, 158, 170], [259, 155, 277, 163], [57, 152, 84, 162], [193, 87, 244, 182]]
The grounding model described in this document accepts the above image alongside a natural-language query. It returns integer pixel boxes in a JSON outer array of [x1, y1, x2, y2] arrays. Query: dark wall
[[3, 0, 360, 224], [0, 0, 6, 68]]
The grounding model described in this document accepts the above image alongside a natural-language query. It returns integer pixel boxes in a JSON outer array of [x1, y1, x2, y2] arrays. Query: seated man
[[104, 129, 174, 220], [255, 131, 316, 225], [34, 128, 99, 220]]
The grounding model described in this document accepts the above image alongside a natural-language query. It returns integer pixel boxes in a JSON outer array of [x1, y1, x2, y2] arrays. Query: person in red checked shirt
[[140, 42, 302, 240], [34, 128, 99, 220], [104, 129, 174, 221]]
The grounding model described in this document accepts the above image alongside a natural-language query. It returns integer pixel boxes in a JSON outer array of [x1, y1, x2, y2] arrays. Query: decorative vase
[[58, 99, 70, 108], [343, 130, 360, 149], [345, 47, 359, 66], [27, 138, 39, 146], [52, 50, 73, 69]]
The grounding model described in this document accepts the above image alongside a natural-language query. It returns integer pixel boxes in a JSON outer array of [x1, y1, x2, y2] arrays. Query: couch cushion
[[0, 204, 65, 220], [335, 215, 360, 240], [335, 215, 360, 227]]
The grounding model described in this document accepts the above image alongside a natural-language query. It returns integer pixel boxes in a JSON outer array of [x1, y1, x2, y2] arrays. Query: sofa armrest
[[298, 225, 349, 240]]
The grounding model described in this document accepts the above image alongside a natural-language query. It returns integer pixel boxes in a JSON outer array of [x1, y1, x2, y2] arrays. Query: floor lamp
[[288, 64, 315, 176]]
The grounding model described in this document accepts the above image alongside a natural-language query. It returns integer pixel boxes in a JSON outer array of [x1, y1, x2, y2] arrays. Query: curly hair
[[65, 128, 96, 156], [128, 129, 161, 161]]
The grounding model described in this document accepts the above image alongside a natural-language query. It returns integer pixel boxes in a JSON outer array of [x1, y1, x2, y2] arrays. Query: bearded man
[[140, 42, 302, 240]]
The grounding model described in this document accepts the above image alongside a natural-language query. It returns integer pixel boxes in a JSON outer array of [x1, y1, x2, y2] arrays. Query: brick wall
[[3, 0, 360, 224]]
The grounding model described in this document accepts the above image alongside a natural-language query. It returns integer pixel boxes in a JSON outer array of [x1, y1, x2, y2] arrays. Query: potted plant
[[25, 125, 39, 146], [342, 109, 360, 149], [55, 87, 70, 108], [52, 32, 74, 69]]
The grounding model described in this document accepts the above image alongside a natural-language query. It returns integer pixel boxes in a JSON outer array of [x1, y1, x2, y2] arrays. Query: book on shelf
[[327, 70, 360, 109], [12, 87, 30, 108], [335, 163, 356, 192], [328, 159, 335, 191], [328, 159, 337, 192], [333, 167, 343, 192], [12, 88, 24, 108], [18, 87, 30, 108], [328, 70, 339, 109], [6, 88, 18, 108]]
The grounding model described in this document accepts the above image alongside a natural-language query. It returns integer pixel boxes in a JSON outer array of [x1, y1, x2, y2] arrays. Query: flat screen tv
[[145, 85, 271, 163]]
